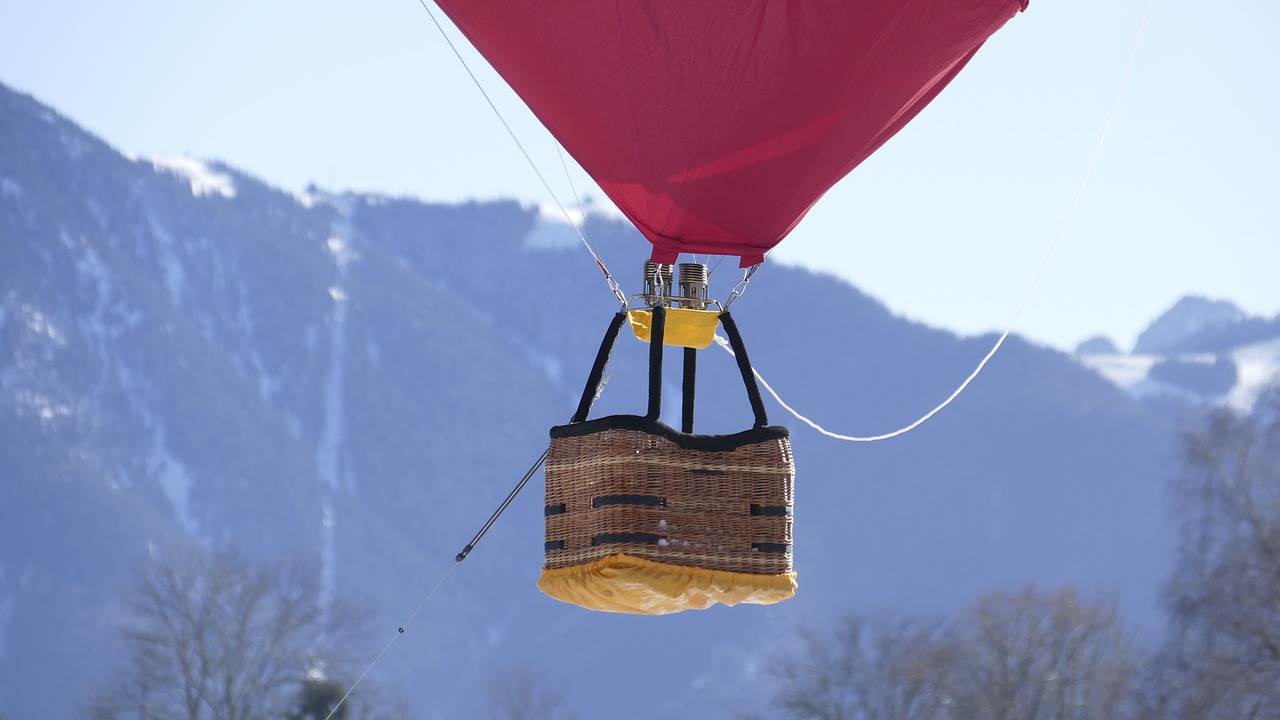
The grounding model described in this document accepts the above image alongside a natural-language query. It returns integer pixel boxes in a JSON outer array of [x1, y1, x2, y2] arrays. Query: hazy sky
[[3, 0, 1276, 351]]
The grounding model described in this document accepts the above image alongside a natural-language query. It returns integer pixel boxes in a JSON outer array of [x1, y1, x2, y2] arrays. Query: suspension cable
[[322, 562, 459, 720], [418, 0, 627, 306]]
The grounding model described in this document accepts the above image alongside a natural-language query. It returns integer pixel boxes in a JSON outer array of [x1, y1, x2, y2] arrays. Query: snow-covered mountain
[[1077, 297, 1280, 411], [1, 81, 1191, 719]]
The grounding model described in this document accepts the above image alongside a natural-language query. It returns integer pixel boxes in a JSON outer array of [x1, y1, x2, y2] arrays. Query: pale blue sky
[[3, 0, 1276, 351]]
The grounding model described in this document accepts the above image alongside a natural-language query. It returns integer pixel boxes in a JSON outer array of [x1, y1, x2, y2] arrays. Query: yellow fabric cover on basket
[[537, 553, 797, 615], [627, 308, 720, 349]]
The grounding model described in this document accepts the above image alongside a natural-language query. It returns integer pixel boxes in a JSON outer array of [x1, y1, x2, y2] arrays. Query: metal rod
[[455, 448, 549, 562]]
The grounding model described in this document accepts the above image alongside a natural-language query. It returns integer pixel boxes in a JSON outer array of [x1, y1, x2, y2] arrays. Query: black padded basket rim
[[550, 414, 788, 452]]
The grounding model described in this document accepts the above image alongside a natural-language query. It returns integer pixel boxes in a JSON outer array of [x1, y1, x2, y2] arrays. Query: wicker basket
[[539, 308, 795, 614]]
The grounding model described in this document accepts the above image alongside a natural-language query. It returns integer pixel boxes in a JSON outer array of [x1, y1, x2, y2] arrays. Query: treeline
[[746, 386, 1280, 720], [83, 388, 1280, 720]]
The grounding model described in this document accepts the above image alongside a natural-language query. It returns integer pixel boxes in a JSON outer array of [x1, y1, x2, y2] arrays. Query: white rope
[[720, 0, 1153, 443]]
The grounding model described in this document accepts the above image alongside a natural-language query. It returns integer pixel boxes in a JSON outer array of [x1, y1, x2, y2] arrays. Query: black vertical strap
[[718, 312, 770, 428], [645, 306, 667, 421], [570, 312, 629, 423], [682, 346, 697, 433]]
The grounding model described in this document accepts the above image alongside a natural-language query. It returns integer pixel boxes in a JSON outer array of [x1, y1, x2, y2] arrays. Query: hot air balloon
[[435, 0, 1027, 266], [433, 0, 1027, 613]]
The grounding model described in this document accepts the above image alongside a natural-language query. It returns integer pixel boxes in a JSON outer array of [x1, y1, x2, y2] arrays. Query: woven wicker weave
[[545, 426, 794, 575]]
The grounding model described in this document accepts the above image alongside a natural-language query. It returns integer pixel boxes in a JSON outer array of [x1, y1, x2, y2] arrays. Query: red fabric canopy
[[434, 0, 1027, 266]]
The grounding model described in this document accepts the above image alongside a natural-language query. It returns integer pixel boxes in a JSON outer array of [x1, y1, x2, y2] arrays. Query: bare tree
[[484, 667, 575, 720], [944, 585, 1145, 720], [759, 586, 1143, 720], [85, 548, 368, 720], [762, 612, 955, 720], [1157, 386, 1280, 719]]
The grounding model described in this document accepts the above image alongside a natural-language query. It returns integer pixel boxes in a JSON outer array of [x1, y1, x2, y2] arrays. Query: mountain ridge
[[1078, 294, 1280, 410], [2, 80, 1189, 719]]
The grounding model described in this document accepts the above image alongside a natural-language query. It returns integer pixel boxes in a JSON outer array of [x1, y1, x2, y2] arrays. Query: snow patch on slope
[[145, 212, 186, 306], [1077, 354, 1158, 390], [1228, 338, 1280, 409], [149, 426, 200, 538], [13, 389, 72, 423], [317, 230, 356, 496], [73, 236, 113, 323], [2, 302, 78, 423], [1080, 340, 1280, 410], [315, 194, 360, 618], [524, 200, 623, 250], [142, 155, 237, 198], [20, 304, 67, 347]]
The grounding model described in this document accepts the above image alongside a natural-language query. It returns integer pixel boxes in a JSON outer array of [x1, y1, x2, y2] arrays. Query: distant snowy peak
[[1078, 296, 1280, 410], [1133, 296, 1245, 355], [135, 154, 237, 198]]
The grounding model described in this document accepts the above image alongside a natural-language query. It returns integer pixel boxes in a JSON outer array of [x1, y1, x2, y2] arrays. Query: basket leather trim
[[592, 494, 666, 509], [593, 533, 662, 545], [550, 414, 788, 452]]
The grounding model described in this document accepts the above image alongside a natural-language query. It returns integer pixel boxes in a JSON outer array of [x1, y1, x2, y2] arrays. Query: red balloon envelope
[[434, 0, 1027, 267]]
